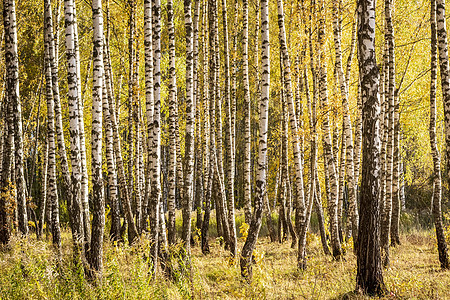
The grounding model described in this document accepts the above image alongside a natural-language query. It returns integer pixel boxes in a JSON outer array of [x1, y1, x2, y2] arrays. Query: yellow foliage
[[239, 222, 249, 242], [341, 236, 353, 254], [252, 248, 265, 265], [306, 231, 315, 246], [28, 221, 36, 229]]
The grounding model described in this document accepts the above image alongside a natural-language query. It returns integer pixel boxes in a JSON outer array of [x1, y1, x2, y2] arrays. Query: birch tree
[[240, 0, 269, 280], [167, 0, 177, 245], [181, 0, 196, 259], [144, 0, 155, 245], [3, 0, 28, 237], [37, 143, 48, 240], [63, 0, 86, 260], [201, 0, 212, 255], [356, 0, 387, 294], [242, 0, 252, 224], [276, 0, 306, 245], [317, 0, 341, 258], [332, 0, 358, 242], [433, 0, 450, 269], [149, 0, 162, 270], [222, 0, 237, 257], [380, 0, 395, 267], [44, 0, 61, 248], [103, 43, 120, 241], [90, 0, 105, 275]]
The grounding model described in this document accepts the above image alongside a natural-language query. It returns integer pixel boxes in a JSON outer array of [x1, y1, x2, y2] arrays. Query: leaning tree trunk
[[298, 87, 318, 269], [89, 0, 105, 276], [355, 0, 387, 295], [105, 47, 138, 245], [240, 0, 269, 281], [431, 0, 450, 269], [277, 0, 306, 241], [213, 0, 231, 249], [221, 0, 237, 257]]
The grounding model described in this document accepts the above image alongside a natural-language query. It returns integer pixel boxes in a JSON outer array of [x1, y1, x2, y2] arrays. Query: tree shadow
[[330, 291, 361, 300], [331, 290, 403, 300]]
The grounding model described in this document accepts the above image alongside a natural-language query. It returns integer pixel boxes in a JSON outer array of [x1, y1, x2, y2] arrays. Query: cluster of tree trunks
[[1, 0, 450, 296]]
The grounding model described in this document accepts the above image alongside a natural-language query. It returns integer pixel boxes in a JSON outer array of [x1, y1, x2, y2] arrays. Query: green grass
[[1, 224, 450, 299]]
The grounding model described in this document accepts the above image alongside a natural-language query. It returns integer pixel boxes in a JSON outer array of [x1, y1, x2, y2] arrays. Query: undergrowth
[[1, 228, 449, 299]]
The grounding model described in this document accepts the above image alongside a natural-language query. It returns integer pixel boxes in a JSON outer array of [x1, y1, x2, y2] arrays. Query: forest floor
[[1, 228, 450, 299]]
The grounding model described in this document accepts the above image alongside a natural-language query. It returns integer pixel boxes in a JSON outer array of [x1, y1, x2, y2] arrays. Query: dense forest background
[[1, 0, 450, 298], [10, 0, 443, 230]]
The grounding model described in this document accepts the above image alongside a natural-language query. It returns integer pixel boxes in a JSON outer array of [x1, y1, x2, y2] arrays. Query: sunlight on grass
[[1, 229, 449, 299]]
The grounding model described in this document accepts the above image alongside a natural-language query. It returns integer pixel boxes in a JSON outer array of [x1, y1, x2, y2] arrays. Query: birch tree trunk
[[356, 0, 387, 294], [0, 90, 13, 245], [127, 0, 137, 238], [167, 0, 177, 245], [221, 0, 237, 257], [279, 68, 288, 243], [390, 95, 401, 246], [240, 0, 269, 281], [149, 0, 162, 271], [192, 0, 202, 244], [280, 58, 295, 245], [181, 0, 196, 260], [332, 0, 358, 242], [298, 68, 319, 268], [52, 6, 71, 219], [73, 1, 90, 252], [381, 0, 395, 267], [90, 0, 105, 275], [277, 0, 306, 241], [3, 0, 28, 237], [38, 142, 48, 240], [201, 0, 212, 255], [432, 0, 450, 269], [317, 0, 341, 258], [104, 50, 138, 245], [63, 0, 85, 260], [44, 0, 61, 248], [144, 0, 155, 244], [211, 0, 231, 250], [102, 42, 120, 241], [242, 0, 252, 224]]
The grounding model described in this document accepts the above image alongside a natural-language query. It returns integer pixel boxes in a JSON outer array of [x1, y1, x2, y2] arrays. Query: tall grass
[[1, 214, 450, 299]]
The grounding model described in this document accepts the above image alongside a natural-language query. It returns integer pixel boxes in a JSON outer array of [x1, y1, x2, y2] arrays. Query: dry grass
[[1, 229, 449, 299]]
